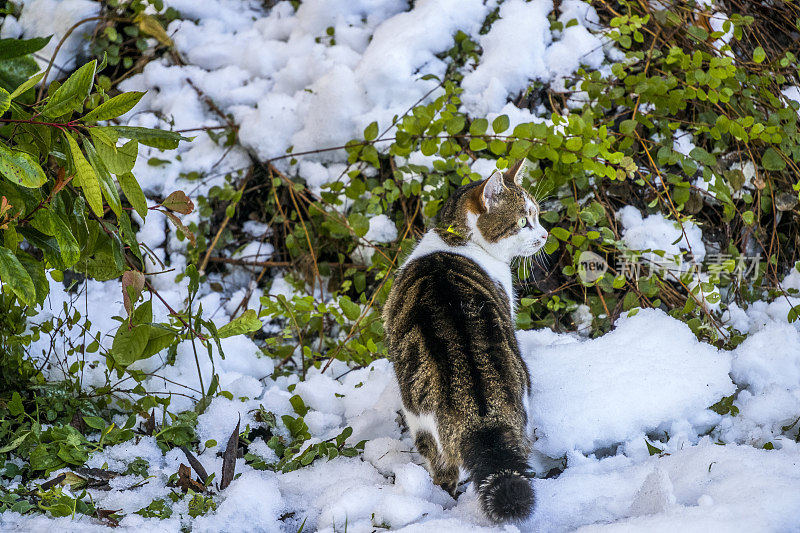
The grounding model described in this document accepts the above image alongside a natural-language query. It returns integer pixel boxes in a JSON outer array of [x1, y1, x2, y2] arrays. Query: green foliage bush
[[3, 0, 800, 524]]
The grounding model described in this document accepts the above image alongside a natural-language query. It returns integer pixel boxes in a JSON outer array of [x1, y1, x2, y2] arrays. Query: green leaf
[[82, 91, 146, 122], [0, 87, 9, 115], [8, 391, 24, 416], [363, 121, 378, 141], [645, 439, 663, 456], [0, 432, 28, 453], [82, 416, 106, 430], [0, 56, 39, 96], [83, 139, 122, 216], [550, 227, 570, 241], [348, 213, 369, 238], [761, 147, 786, 171], [492, 114, 510, 133], [118, 172, 148, 219], [65, 133, 103, 216], [111, 324, 150, 367], [290, 395, 309, 417], [140, 325, 178, 359], [753, 46, 766, 63], [9, 71, 44, 100], [339, 296, 361, 321], [469, 118, 488, 135], [17, 253, 49, 303], [0, 36, 51, 61], [0, 143, 46, 187], [31, 209, 80, 266], [42, 59, 96, 117], [0, 246, 35, 306], [217, 309, 262, 338], [92, 133, 138, 175], [112, 126, 187, 149]]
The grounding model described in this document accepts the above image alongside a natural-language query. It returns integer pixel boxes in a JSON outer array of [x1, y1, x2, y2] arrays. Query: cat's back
[[383, 249, 512, 347]]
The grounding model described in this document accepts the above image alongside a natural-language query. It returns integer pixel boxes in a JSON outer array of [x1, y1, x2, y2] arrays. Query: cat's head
[[436, 162, 548, 262]]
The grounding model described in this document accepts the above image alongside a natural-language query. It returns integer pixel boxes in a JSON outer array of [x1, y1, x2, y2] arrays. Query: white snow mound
[[520, 308, 735, 456]]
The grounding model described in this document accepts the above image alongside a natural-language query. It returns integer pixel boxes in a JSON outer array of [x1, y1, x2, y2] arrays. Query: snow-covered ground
[[2, 0, 800, 531]]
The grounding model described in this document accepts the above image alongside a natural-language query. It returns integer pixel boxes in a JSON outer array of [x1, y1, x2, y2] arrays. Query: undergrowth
[[0, 0, 799, 526]]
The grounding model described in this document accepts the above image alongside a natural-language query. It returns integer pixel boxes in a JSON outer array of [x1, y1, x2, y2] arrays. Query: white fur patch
[[402, 230, 514, 311], [403, 408, 443, 454]]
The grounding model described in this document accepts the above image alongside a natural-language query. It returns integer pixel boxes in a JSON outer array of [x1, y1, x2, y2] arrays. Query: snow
[[618, 205, 706, 263], [520, 308, 734, 457], [15, 0, 100, 72], [364, 214, 398, 243]]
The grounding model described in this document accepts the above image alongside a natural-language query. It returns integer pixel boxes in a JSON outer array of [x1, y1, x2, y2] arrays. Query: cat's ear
[[504, 159, 525, 186], [480, 171, 505, 210]]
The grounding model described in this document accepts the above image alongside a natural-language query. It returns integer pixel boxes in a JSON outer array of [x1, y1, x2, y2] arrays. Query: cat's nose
[[540, 231, 548, 241]]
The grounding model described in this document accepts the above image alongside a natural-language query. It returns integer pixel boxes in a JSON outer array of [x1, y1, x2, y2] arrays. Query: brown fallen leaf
[[220, 415, 240, 490], [143, 410, 156, 436], [39, 473, 66, 491], [175, 463, 205, 493], [96, 508, 122, 528], [180, 445, 209, 483]]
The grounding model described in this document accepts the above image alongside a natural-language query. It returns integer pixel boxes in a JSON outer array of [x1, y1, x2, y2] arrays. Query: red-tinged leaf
[[160, 209, 196, 246], [121, 270, 145, 317], [161, 190, 194, 214]]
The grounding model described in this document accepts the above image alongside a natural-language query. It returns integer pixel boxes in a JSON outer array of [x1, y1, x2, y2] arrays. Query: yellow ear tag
[[446, 225, 463, 238]]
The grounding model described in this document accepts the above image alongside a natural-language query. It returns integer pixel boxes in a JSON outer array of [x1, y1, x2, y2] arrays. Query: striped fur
[[383, 164, 547, 522]]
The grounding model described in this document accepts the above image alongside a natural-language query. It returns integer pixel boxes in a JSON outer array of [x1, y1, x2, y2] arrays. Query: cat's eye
[[517, 217, 528, 228]]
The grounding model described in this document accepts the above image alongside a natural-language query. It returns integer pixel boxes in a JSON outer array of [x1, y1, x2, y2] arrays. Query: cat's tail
[[461, 424, 534, 522]]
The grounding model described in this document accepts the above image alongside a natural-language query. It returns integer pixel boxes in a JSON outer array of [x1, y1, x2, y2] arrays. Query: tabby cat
[[383, 161, 548, 522]]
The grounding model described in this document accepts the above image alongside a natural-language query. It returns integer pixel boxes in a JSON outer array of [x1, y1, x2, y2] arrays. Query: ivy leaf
[[0, 143, 46, 187], [82, 91, 145, 122], [761, 147, 786, 171], [217, 309, 262, 338], [65, 133, 103, 217], [0, 246, 36, 306], [161, 190, 194, 214], [753, 46, 766, 64], [42, 59, 96, 117]]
